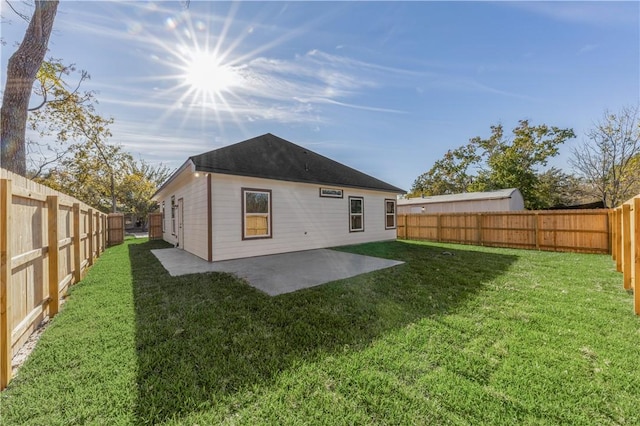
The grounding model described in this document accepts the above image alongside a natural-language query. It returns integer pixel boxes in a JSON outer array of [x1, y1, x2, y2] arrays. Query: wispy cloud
[[295, 97, 406, 114], [509, 2, 638, 27], [97, 46, 412, 124], [109, 119, 213, 164], [417, 75, 538, 102], [578, 44, 600, 55], [49, 0, 540, 161]]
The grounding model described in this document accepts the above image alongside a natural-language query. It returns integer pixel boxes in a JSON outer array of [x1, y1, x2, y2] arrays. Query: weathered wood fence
[[397, 210, 611, 254], [0, 168, 122, 389], [148, 212, 163, 240], [611, 194, 640, 315], [107, 213, 125, 246]]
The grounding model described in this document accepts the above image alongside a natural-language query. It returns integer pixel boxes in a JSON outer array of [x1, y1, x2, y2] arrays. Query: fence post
[[611, 210, 617, 262], [634, 197, 640, 315], [615, 208, 623, 272], [622, 204, 631, 289], [47, 196, 60, 317], [102, 215, 107, 251], [534, 212, 541, 250], [477, 213, 483, 246], [99, 215, 103, 252], [436, 214, 442, 242], [73, 203, 81, 283], [100, 215, 104, 251], [608, 210, 613, 256], [88, 208, 94, 266], [94, 212, 100, 259], [97, 213, 103, 255], [1, 179, 13, 389]]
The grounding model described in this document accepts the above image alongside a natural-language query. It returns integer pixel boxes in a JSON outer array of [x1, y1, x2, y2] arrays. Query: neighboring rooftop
[[399, 188, 521, 205], [189, 133, 405, 193]]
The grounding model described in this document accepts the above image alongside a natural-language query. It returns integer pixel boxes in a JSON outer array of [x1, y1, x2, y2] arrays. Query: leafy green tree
[[411, 120, 576, 209], [471, 121, 576, 209], [37, 143, 170, 217], [118, 160, 171, 228], [533, 168, 588, 208], [37, 139, 128, 212], [411, 143, 480, 196], [19, 51, 164, 216], [27, 58, 95, 177], [570, 106, 640, 207]]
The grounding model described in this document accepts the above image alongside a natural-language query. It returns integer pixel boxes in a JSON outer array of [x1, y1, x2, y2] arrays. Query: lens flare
[[183, 50, 240, 96]]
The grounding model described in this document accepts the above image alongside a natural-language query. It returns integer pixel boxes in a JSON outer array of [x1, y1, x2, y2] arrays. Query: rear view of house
[[153, 133, 405, 261]]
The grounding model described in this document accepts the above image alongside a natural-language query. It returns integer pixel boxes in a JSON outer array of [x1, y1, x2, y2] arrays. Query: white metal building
[[397, 188, 525, 214], [153, 134, 405, 262]]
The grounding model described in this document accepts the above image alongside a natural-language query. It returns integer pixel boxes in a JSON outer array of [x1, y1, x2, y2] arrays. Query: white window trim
[[242, 188, 272, 240], [385, 199, 397, 230], [349, 196, 364, 232]]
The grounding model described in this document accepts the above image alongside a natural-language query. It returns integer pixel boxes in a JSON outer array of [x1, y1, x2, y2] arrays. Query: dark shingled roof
[[189, 133, 405, 193]]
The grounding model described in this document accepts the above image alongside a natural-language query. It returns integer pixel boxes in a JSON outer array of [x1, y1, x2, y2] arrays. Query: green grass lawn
[[1, 238, 639, 425]]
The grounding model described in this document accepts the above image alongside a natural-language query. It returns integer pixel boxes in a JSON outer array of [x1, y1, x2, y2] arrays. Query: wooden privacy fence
[[107, 213, 125, 246], [397, 209, 611, 254], [0, 168, 120, 390], [611, 194, 640, 315], [148, 212, 163, 240], [245, 215, 269, 236]]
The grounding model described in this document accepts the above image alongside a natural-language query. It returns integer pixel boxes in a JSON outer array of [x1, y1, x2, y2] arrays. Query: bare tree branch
[[5, 0, 31, 22], [27, 138, 74, 179], [570, 105, 640, 207]]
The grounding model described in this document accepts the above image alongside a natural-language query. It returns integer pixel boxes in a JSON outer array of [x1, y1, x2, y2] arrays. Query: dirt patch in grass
[[11, 317, 49, 375]]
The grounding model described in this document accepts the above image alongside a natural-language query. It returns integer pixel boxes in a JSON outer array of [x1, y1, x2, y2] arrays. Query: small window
[[385, 199, 396, 229], [243, 188, 272, 239], [171, 196, 176, 235], [349, 196, 364, 232]]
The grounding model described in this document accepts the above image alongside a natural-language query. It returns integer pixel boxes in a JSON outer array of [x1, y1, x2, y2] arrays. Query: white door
[[178, 198, 184, 249]]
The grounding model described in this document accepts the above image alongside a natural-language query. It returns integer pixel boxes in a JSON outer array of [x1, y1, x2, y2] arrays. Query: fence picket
[[634, 197, 640, 314], [1, 179, 12, 389], [47, 196, 60, 317]]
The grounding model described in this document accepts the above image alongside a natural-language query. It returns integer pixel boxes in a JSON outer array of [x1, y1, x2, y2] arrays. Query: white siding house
[[153, 134, 405, 262], [397, 188, 525, 214]]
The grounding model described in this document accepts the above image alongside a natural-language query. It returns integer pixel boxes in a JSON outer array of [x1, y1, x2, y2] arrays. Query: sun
[[183, 50, 240, 97]]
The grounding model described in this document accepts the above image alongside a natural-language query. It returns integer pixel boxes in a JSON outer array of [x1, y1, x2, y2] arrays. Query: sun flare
[[183, 50, 239, 96]]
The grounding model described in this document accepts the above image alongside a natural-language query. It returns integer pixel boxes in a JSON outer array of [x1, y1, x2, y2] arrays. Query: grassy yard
[[1, 238, 639, 425]]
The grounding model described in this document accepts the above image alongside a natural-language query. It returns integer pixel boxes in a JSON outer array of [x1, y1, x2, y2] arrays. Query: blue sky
[[1, 1, 638, 191]]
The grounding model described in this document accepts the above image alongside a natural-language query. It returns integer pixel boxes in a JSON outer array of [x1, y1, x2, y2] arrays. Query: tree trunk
[[1, 0, 59, 175], [111, 172, 116, 213]]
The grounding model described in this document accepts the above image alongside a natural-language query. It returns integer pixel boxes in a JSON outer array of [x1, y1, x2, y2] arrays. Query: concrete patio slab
[[151, 248, 404, 296]]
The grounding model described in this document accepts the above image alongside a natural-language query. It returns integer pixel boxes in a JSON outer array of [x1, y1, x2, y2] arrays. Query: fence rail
[[0, 168, 121, 390], [611, 194, 640, 315], [397, 209, 611, 254]]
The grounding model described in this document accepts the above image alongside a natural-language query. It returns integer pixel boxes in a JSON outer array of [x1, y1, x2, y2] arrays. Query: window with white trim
[[349, 196, 364, 232], [385, 199, 396, 229], [243, 188, 272, 239]]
